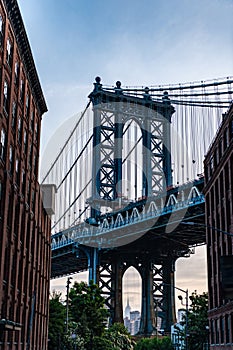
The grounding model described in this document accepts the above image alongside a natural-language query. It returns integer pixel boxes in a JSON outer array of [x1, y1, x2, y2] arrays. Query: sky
[[17, 0, 233, 312]]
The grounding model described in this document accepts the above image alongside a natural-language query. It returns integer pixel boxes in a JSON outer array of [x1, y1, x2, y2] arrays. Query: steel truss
[[89, 78, 175, 215], [87, 78, 180, 335]]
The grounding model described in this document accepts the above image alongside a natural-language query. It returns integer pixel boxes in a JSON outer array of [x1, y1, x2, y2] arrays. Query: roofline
[[3, 0, 48, 115]]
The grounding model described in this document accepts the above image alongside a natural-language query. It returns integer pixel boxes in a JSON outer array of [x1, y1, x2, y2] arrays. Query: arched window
[[122, 266, 142, 335]]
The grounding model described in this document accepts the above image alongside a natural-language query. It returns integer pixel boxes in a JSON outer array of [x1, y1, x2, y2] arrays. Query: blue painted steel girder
[[88, 77, 175, 218]]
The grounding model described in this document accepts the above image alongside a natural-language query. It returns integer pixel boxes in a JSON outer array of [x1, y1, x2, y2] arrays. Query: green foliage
[[92, 323, 134, 350], [68, 280, 109, 349], [107, 323, 135, 349], [109, 322, 131, 335], [187, 291, 209, 350], [134, 336, 173, 350], [48, 283, 136, 349], [92, 335, 116, 350], [63, 321, 85, 350], [48, 292, 66, 350]]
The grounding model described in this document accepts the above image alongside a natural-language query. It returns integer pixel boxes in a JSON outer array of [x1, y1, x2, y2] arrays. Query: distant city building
[[204, 102, 233, 348], [123, 299, 141, 335], [171, 309, 185, 350], [171, 322, 185, 350], [124, 297, 131, 319], [177, 308, 186, 323], [0, 1, 50, 349]]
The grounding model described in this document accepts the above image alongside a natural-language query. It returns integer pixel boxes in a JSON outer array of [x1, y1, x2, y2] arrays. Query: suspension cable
[[41, 100, 91, 184]]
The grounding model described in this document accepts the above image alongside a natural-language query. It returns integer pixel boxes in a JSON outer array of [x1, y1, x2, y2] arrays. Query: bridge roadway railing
[[51, 183, 205, 250]]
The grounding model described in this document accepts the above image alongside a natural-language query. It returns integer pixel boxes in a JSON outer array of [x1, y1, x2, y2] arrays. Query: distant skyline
[[18, 0, 232, 310]]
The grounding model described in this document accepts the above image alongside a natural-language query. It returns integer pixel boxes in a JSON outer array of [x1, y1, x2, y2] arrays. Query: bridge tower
[[87, 77, 176, 334]]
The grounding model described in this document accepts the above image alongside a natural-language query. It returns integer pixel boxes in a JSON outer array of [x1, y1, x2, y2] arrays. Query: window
[[0, 15, 4, 47], [215, 319, 219, 344], [0, 128, 6, 160], [216, 147, 219, 164], [27, 181, 30, 202], [9, 145, 13, 174], [28, 144, 32, 168], [224, 128, 229, 149], [11, 101, 16, 129], [33, 154, 37, 175], [7, 192, 13, 228], [31, 190, 35, 210], [21, 169, 25, 194], [6, 38, 13, 67], [0, 182, 2, 218], [26, 94, 30, 117], [14, 61, 19, 85], [226, 314, 230, 343], [220, 317, 224, 343], [3, 80, 9, 114], [15, 158, 19, 184], [219, 138, 223, 158], [30, 110, 34, 131], [20, 79, 25, 102], [23, 129, 27, 153], [35, 122, 38, 143], [17, 117, 22, 143], [209, 156, 214, 176]]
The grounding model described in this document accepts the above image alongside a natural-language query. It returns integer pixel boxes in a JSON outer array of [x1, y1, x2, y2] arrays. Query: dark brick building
[[0, 0, 51, 349], [204, 102, 233, 349]]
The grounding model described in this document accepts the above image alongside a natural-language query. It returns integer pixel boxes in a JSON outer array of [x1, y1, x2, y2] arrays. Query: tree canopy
[[187, 291, 209, 350], [69, 280, 109, 346], [48, 292, 66, 350]]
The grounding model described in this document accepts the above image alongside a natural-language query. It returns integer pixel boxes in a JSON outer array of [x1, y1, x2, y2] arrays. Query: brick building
[[204, 102, 233, 349], [0, 0, 51, 349]]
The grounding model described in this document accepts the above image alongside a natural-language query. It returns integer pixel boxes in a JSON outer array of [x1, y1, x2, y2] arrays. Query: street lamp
[[181, 221, 233, 237], [177, 289, 189, 350], [66, 277, 73, 333], [163, 283, 189, 350]]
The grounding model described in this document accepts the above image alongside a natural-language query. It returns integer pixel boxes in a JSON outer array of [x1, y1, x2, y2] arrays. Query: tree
[[134, 336, 173, 350], [68, 280, 109, 349], [48, 292, 66, 350], [187, 291, 209, 350], [107, 323, 135, 349]]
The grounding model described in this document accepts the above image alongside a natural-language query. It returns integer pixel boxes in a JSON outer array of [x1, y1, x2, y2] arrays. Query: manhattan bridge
[[42, 76, 233, 335]]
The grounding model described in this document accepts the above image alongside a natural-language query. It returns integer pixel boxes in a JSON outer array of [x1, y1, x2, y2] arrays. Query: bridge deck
[[51, 178, 205, 278]]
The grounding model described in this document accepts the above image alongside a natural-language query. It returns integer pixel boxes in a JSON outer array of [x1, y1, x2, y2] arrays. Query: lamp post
[[163, 283, 189, 350], [177, 289, 189, 350], [66, 277, 73, 333]]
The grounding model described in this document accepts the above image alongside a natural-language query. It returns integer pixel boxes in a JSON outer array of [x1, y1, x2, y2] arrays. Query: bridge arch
[[122, 266, 142, 334]]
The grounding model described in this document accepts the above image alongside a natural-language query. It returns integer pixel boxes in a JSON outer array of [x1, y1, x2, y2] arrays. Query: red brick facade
[[204, 103, 233, 348], [0, 1, 50, 349]]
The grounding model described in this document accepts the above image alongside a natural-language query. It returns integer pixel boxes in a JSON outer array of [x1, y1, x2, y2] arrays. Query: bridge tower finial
[[93, 76, 102, 92]]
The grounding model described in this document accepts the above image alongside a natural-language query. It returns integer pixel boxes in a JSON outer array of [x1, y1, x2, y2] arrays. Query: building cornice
[[3, 0, 48, 116]]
